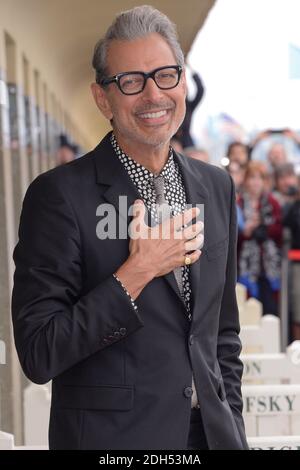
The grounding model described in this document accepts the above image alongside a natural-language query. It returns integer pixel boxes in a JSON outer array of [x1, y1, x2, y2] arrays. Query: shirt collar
[[111, 133, 178, 183]]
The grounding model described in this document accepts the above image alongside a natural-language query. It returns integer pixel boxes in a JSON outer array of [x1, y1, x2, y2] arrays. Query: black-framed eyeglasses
[[100, 65, 182, 95]]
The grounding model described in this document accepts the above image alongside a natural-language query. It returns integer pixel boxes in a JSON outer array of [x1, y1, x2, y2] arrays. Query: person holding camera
[[273, 163, 299, 216]]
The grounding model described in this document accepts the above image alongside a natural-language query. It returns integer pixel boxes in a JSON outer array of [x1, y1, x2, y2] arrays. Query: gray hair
[[92, 5, 185, 84]]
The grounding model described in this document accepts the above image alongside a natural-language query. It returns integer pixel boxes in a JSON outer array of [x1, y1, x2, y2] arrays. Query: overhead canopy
[[0, 0, 215, 147]]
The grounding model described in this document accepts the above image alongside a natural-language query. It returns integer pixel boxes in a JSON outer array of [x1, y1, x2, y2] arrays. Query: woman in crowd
[[237, 162, 282, 315]]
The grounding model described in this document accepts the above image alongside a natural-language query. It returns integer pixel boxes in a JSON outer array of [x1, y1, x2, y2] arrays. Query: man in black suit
[[12, 5, 247, 450]]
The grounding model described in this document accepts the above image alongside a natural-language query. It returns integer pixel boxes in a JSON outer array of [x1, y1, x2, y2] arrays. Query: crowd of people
[[179, 128, 300, 341]]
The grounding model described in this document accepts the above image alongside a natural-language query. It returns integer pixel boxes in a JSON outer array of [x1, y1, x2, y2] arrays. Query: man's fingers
[[181, 249, 202, 266], [183, 221, 204, 240], [185, 234, 204, 252], [132, 200, 146, 221], [129, 200, 147, 239], [173, 207, 200, 231]]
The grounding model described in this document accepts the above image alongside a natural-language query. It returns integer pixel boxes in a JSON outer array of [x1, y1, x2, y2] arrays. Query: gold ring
[[184, 256, 192, 266]]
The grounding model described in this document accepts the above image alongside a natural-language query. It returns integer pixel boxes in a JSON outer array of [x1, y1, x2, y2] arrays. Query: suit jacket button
[[119, 328, 127, 336], [183, 387, 193, 398], [114, 331, 121, 338], [189, 334, 194, 346], [102, 338, 109, 345]]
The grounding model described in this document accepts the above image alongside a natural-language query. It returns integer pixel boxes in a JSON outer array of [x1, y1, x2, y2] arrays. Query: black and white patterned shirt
[[111, 133, 192, 319]]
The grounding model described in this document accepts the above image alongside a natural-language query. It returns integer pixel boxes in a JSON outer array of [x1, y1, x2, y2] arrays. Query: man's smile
[[135, 108, 173, 126]]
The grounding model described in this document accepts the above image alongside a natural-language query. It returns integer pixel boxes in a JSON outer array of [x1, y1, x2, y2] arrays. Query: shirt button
[[119, 327, 127, 336], [183, 387, 193, 398]]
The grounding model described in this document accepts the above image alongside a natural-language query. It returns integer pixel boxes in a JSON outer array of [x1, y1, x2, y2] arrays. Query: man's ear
[[181, 69, 187, 98], [90, 83, 113, 120]]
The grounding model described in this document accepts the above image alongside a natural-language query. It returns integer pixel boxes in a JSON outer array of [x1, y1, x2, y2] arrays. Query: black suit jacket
[[12, 131, 248, 449]]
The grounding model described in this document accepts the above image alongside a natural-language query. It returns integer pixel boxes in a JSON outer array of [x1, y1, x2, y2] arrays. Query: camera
[[285, 186, 299, 197]]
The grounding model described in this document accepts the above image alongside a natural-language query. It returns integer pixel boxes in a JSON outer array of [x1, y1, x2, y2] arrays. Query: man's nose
[[141, 77, 164, 101]]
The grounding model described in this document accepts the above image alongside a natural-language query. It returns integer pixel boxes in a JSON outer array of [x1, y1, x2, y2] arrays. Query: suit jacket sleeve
[[12, 172, 144, 384], [217, 174, 247, 446]]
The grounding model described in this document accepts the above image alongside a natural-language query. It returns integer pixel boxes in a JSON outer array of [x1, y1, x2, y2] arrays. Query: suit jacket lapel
[[94, 132, 141, 222], [93, 132, 157, 231], [173, 151, 209, 317]]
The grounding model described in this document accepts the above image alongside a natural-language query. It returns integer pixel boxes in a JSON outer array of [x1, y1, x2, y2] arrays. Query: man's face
[[229, 144, 248, 166], [246, 172, 265, 197], [278, 174, 298, 194], [93, 33, 186, 150], [268, 144, 287, 168], [228, 162, 245, 189]]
